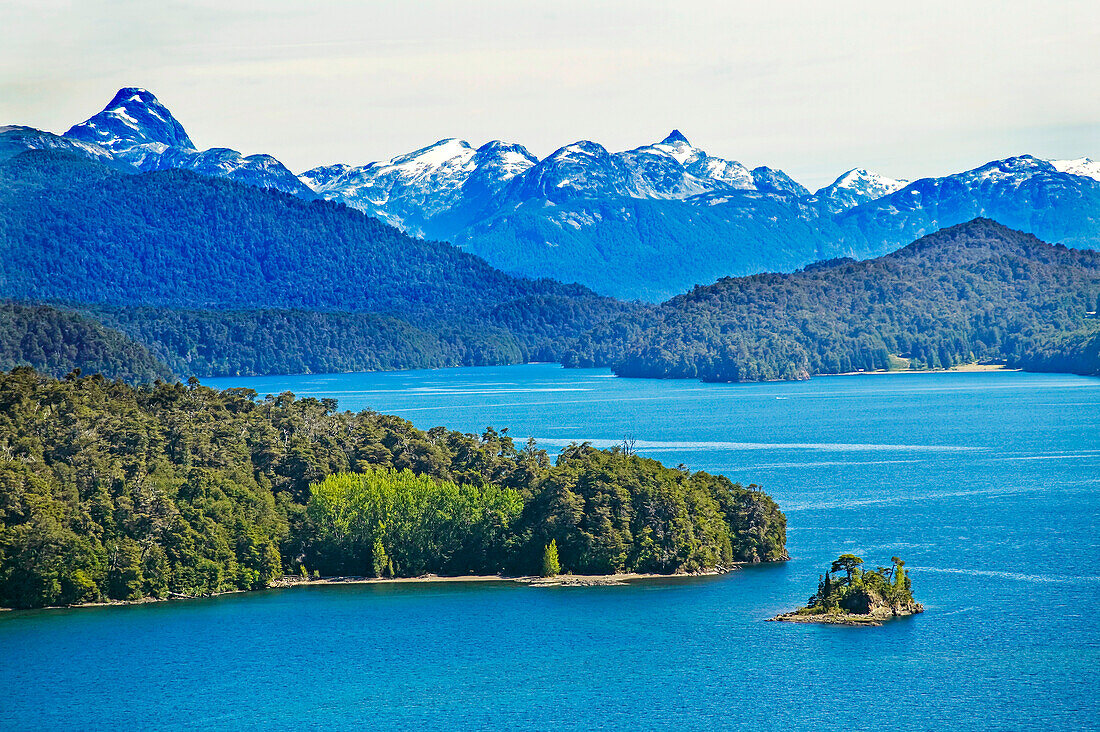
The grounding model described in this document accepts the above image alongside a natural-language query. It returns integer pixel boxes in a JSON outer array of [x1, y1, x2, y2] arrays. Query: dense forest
[[1016, 321, 1100, 376], [0, 302, 172, 382], [86, 305, 527, 377], [2, 300, 632, 381], [0, 368, 787, 609], [0, 150, 635, 375], [563, 220, 1100, 381]]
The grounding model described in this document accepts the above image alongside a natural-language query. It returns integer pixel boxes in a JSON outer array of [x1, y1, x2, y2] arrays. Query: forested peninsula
[[0, 368, 787, 609]]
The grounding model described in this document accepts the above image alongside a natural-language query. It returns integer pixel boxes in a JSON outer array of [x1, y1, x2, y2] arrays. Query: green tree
[[371, 537, 388, 578], [542, 540, 561, 577], [831, 554, 864, 583]]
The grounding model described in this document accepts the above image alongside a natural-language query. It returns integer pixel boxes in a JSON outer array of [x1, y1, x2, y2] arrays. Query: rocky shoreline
[[768, 602, 925, 627]]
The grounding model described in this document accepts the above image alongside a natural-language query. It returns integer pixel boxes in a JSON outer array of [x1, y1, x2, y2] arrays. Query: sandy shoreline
[[829, 363, 1015, 377], [9, 569, 738, 612], [274, 569, 732, 589]]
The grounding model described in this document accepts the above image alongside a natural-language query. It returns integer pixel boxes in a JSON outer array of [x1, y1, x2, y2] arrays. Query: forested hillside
[[0, 151, 634, 376], [563, 220, 1100, 381], [0, 368, 787, 609], [0, 302, 172, 382], [85, 306, 529, 377], [454, 195, 832, 302], [0, 151, 580, 314], [1016, 322, 1100, 375]]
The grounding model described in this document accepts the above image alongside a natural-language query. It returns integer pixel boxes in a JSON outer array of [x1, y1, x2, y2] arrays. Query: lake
[[2, 365, 1098, 730]]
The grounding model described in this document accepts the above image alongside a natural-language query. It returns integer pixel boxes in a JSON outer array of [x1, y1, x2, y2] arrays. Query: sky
[[2, 0, 1098, 189]]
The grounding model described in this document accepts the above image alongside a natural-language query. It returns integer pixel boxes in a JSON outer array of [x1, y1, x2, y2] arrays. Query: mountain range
[[0, 149, 631, 378], [1, 149, 1096, 381], [2, 87, 1098, 301]]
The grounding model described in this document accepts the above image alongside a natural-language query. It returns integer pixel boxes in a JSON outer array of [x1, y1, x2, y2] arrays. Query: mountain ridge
[[561, 219, 1100, 381], [0, 150, 634, 374], [2, 88, 1096, 300]]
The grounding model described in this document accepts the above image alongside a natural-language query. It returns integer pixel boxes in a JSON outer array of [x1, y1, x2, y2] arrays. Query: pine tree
[[542, 540, 561, 577]]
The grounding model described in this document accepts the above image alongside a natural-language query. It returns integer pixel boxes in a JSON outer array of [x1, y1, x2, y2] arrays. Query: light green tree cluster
[[307, 468, 524, 577]]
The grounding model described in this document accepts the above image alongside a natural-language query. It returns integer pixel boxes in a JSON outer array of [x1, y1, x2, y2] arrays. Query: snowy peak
[[389, 138, 474, 172], [298, 163, 351, 191], [940, 155, 1058, 189], [514, 140, 632, 203], [105, 87, 160, 110], [660, 129, 690, 146], [828, 168, 907, 195], [58, 87, 310, 195], [813, 168, 907, 211], [643, 134, 704, 167], [977, 154, 1047, 174], [472, 141, 537, 180], [1050, 157, 1100, 181], [750, 166, 809, 197], [65, 87, 194, 157], [554, 140, 613, 160], [687, 156, 755, 190]]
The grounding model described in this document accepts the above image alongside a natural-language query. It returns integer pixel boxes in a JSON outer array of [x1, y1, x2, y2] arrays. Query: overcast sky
[[2, 0, 1097, 188]]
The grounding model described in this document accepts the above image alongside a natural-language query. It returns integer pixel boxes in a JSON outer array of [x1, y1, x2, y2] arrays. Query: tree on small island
[[771, 554, 924, 626]]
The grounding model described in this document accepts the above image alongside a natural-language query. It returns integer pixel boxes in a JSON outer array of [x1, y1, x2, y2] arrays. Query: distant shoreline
[[829, 363, 1016, 377]]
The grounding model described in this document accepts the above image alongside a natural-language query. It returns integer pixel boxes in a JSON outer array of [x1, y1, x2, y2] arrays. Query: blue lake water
[[3, 365, 1098, 730]]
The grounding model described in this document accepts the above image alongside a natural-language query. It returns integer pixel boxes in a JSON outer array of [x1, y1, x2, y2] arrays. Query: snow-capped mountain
[[615, 131, 730, 199], [301, 129, 810, 238], [301, 138, 538, 237], [812, 168, 908, 213], [65, 87, 194, 165], [832, 155, 1100, 261], [3, 88, 310, 196], [1051, 157, 1100, 181], [1, 87, 1096, 301]]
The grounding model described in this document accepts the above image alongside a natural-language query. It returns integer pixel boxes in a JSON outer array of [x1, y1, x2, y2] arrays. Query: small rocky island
[[771, 554, 924, 626]]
